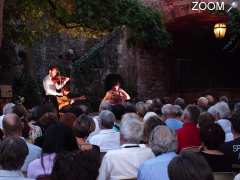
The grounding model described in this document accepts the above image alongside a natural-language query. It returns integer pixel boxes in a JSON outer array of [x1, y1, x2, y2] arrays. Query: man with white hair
[[0, 103, 15, 130], [89, 110, 120, 152], [98, 116, 154, 180], [162, 104, 183, 130], [208, 102, 233, 142], [138, 125, 177, 180], [197, 97, 209, 112]]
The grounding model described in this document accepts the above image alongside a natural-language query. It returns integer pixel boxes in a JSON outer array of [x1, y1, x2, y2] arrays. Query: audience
[[27, 122, 77, 178], [136, 102, 148, 119], [143, 111, 158, 122], [208, 101, 233, 142], [200, 123, 232, 172], [177, 105, 201, 152], [174, 97, 186, 110], [197, 97, 209, 112], [0, 103, 15, 129], [220, 111, 240, 164], [143, 115, 165, 143], [51, 150, 100, 180], [89, 110, 120, 152], [138, 125, 177, 180], [2, 113, 42, 173], [198, 112, 215, 129], [0, 137, 32, 180], [205, 95, 215, 107], [1, 93, 240, 179], [162, 104, 183, 130], [168, 151, 214, 180], [72, 115, 98, 151], [98, 115, 154, 179]]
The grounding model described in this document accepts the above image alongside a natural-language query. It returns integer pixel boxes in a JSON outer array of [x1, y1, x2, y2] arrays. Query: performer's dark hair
[[104, 74, 124, 92], [48, 65, 58, 71]]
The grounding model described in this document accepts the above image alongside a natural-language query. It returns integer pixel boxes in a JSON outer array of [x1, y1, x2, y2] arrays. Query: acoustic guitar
[[57, 95, 87, 110]]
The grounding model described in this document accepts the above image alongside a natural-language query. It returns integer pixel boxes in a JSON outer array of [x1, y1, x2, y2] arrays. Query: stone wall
[[31, 33, 97, 88]]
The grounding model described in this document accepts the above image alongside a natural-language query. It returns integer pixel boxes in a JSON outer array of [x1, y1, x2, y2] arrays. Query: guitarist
[[57, 83, 86, 110]]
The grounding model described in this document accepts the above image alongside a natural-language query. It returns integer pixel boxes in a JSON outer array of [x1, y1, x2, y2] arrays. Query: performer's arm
[[119, 89, 130, 100], [43, 78, 62, 96], [55, 77, 70, 90]]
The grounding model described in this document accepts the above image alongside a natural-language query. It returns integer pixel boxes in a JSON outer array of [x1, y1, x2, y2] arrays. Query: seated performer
[[102, 82, 130, 105], [43, 66, 69, 108]]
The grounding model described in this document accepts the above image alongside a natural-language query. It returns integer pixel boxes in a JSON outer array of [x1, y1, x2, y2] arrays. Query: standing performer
[[102, 82, 130, 105], [43, 66, 69, 108]]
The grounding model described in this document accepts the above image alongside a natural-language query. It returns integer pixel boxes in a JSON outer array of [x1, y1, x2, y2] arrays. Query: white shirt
[[0, 115, 4, 129], [89, 129, 120, 152], [87, 116, 101, 141], [43, 75, 66, 96], [98, 144, 155, 180]]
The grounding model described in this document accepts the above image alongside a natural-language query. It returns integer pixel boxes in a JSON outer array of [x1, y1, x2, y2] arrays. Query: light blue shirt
[[0, 170, 34, 180], [165, 118, 183, 130], [21, 138, 42, 172], [137, 152, 177, 180]]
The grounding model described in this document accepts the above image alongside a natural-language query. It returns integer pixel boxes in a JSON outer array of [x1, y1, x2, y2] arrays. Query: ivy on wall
[[4, 0, 170, 49]]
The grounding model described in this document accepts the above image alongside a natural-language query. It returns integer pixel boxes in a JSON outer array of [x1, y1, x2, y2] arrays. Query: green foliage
[[228, 9, 240, 35], [75, 0, 170, 48], [4, 0, 170, 48]]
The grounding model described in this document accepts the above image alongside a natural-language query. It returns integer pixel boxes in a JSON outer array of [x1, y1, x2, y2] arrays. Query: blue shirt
[[137, 152, 177, 180], [165, 118, 183, 130]]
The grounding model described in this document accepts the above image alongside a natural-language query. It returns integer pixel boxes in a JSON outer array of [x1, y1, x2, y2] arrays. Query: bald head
[[3, 113, 22, 137]]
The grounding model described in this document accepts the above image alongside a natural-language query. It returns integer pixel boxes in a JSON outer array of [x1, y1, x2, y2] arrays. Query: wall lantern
[[214, 23, 227, 39]]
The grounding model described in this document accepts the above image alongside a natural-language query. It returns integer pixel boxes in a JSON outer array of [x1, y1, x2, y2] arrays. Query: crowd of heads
[[0, 93, 240, 180]]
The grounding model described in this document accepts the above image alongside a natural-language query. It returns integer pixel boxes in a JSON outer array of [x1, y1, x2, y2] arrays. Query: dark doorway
[[167, 13, 240, 99]]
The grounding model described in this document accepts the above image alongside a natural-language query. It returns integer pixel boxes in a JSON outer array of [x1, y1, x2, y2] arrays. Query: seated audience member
[[59, 112, 76, 128], [89, 110, 120, 152], [12, 104, 31, 139], [151, 98, 163, 115], [205, 95, 215, 107], [135, 102, 148, 119], [221, 111, 240, 164], [98, 116, 154, 180], [219, 96, 229, 103], [34, 112, 58, 148], [200, 123, 232, 172], [138, 126, 177, 180], [162, 104, 183, 130], [198, 112, 215, 129], [0, 103, 15, 129], [0, 137, 33, 180], [174, 97, 186, 110], [168, 151, 214, 180], [177, 105, 201, 152], [174, 105, 183, 120], [2, 113, 42, 173], [124, 102, 136, 113], [197, 97, 209, 112], [143, 116, 165, 143], [208, 102, 233, 142], [110, 104, 125, 131], [145, 99, 153, 111], [73, 115, 100, 154], [51, 150, 100, 180], [27, 122, 78, 178], [143, 112, 158, 122], [234, 102, 240, 113]]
